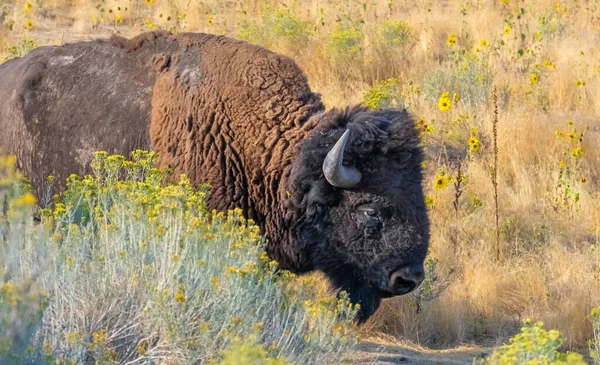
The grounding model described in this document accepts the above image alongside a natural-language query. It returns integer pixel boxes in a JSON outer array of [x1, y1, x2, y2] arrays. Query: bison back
[[0, 33, 178, 199]]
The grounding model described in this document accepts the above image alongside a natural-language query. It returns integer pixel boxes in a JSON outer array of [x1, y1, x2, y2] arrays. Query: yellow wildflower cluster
[[543, 60, 556, 70], [91, 328, 108, 347], [145, 19, 155, 30], [468, 136, 481, 152], [1, 281, 14, 295], [557, 120, 587, 161], [13, 192, 37, 207], [571, 147, 584, 157], [210, 276, 220, 290], [219, 336, 291, 365], [225, 261, 259, 277], [447, 33, 458, 46], [175, 284, 186, 303]]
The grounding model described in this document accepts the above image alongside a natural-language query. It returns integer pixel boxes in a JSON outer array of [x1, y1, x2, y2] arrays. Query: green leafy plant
[[326, 21, 364, 62], [424, 54, 494, 109], [553, 122, 589, 213], [374, 20, 414, 57], [236, 4, 311, 49], [409, 258, 453, 313], [4, 38, 37, 61]]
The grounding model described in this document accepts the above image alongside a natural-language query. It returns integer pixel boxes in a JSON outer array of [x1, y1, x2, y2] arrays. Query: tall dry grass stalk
[[492, 87, 500, 262]]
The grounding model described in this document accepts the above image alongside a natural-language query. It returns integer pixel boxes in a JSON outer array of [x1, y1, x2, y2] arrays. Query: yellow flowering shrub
[[0, 151, 358, 364], [480, 320, 586, 365], [219, 336, 291, 365], [362, 78, 402, 109], [326, 21, 365, 63]]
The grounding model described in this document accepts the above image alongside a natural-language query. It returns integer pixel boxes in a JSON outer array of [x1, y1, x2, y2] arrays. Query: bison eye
[[364, 209, 378, 218]]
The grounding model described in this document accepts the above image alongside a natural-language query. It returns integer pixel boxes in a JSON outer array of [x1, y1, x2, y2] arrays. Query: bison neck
[[152, 108, 320, 272], [149, 38, 324, 272]]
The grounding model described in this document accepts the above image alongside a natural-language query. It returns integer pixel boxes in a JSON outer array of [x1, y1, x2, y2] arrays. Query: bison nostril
[[389, 264, 425, 295]]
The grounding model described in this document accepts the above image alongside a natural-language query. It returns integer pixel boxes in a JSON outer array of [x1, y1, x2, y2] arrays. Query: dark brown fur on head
[[280, 106, 430, 322]]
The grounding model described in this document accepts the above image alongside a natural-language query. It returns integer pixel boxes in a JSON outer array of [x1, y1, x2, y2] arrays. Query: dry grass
[[1, 0, 599, 355]]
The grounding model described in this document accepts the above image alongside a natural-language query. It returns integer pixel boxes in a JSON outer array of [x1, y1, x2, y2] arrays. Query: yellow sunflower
[[425, 196, 434, 207], [434, 173, 452, 189], [530, 73, 539, 84], [438, 92, 452, 112], [468, 136, 481, 151]]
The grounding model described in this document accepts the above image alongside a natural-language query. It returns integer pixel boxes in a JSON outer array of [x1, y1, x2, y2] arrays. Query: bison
[[0, 31, 429, 322]]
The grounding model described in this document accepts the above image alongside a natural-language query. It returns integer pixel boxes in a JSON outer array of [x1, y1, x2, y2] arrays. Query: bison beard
[[0, 31, 430, 323]]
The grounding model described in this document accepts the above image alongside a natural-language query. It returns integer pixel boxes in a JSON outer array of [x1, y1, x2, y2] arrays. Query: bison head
[[285, 105, 430, 323]]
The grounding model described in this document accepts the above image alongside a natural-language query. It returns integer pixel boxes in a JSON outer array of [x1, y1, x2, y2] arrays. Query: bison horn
[[323, 129, 362, 188]]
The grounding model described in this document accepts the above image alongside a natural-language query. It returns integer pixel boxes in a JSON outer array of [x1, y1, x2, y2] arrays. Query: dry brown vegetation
[[1, 0, 599, 356]]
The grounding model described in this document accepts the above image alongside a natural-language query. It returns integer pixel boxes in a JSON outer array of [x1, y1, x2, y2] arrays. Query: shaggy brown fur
[[0, 32, 429, 322]]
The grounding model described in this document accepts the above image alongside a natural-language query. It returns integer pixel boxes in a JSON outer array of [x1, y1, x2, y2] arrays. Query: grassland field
[[1, 0, 600, 364]]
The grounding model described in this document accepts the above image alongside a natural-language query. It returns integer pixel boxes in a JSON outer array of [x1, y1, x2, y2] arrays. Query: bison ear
[[151, 54, 172, 74]]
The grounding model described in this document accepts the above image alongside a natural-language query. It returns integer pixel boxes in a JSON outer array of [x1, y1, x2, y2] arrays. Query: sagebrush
[[0, 151, 358, 364]]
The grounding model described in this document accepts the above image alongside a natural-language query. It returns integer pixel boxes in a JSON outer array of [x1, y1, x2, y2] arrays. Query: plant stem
[[492, 87, 500, 261]]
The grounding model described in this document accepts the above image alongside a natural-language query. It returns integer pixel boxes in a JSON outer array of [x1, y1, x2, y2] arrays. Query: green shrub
[[591, 306, 600, 364], [236, 5, 311, 49], [0, 280, 50, 365], [326, 21, 365, 63], [0, 155, 70, 365], [480, 320, 586, 364], [0, 151, 359, 364], [374, 20, 414, 57], [362, 78, 403, 109], [4, 39, 37, 62], [424, 54, 494, 109]]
